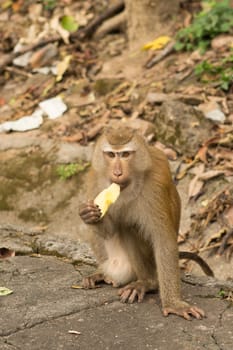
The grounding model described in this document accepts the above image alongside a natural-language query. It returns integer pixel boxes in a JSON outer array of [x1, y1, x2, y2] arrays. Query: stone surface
[[0, 256, 233, 350]]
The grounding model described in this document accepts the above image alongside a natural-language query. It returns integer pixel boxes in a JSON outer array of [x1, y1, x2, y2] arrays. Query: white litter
[[39, 96, 67, 119], [0, 109, 43, 133]]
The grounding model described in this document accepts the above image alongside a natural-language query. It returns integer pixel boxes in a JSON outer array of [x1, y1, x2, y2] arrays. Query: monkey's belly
[[101, 236, 136, 286]]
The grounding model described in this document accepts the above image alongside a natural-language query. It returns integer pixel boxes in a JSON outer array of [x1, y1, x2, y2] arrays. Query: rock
[[211, 34, 233, 51], [147, 92, 169, 104], [147, 92, 204, 106], [126, 118, 156, 139], [56, 142, 94, 163], [94, 78, 123, 96], [155, 100, 214, 155], [198, 101, 226, 123]]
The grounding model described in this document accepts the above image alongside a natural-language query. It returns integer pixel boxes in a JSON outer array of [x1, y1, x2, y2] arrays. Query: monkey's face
[[103, 150, 135, 190], [92, 125, 151, 191]]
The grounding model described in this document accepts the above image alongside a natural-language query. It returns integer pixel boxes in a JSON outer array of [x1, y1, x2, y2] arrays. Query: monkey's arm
[[179, 251, 214, 277]]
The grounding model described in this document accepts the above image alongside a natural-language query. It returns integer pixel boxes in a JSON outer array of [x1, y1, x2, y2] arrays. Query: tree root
[[74, 0, 125, 40], [94, 11, 126, 39], [145, 41, 175, 69]]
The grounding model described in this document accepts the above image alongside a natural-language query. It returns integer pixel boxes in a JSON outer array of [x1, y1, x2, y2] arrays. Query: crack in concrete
[[210, 303, 232, 350], [0, 296, 119, 338], [210, 333, 224, 350], [3, 339, 21, 350]]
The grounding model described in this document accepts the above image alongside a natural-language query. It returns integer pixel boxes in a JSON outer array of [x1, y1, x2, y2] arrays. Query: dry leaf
[[71, 285, 84, 289], [224, 206, 233, 226], [188, 177, 204, 199], [199, 170, 224, 181], [0, 287, 13, 296], [203, 229, 226, 249], [56, 55, 72, 82], [196, 145, 208, 163], [175, 158, 199, 180], [29, 44, 58, 68]]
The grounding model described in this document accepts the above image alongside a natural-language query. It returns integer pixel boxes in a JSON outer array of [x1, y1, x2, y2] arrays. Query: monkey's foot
[[82, 273, 104, 289], [163, 301, 205, 320], [118, 280, 156, 303]]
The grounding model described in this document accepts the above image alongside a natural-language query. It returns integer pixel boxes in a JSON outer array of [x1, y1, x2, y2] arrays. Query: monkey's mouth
[[112, 181, 129, 191]]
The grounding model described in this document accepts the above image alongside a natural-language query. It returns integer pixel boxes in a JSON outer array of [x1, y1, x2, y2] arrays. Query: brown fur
[[79, 125, 210, 320]]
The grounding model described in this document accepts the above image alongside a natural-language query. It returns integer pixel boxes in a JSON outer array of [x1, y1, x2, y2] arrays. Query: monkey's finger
[[81, 210, 102, 224], [128, 289, 138, 303], [162, 308, 192, 321], [79, 206, 101, 217], [194, 306, 205, 318], [189, 307, 205, 319], [137, 289, 145, 303], [82, 212, 101, 221], [82, 277, 96, 289], [182, 311, 192, 321], [119, 289, 131, 303]]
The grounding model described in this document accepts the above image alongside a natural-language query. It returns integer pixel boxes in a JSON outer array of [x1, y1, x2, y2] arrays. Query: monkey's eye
[[105, 152, 115, 158], [121, 151, 131, 158]]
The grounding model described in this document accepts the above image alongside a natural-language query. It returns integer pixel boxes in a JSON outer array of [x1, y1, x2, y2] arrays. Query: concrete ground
[[0, 255, 233, 350]]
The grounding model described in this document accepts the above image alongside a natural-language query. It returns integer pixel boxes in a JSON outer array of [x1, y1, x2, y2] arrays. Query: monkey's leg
[[118, 279, 158, 303], [118, 234, 158, 303]]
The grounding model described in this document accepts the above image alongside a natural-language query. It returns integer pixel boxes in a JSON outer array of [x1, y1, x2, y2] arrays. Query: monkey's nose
[[113, 169, 123, 177]]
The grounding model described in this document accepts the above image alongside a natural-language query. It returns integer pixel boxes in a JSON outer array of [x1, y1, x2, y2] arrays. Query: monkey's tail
[[179, 251, 214, 277]]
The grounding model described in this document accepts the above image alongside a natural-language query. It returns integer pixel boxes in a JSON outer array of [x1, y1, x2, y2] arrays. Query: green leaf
[[56, 162, 89, 180], [175, 0, 233, 52], [0, 287, 13, 296], [174, 41, 185, 51], [60, 16, 79, 32]]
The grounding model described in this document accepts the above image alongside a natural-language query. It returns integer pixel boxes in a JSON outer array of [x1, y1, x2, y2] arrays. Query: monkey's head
[[92, 124, 152, 190]]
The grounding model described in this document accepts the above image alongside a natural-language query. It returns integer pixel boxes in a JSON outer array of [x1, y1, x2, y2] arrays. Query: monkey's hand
[[163, 301, 205, 320], [79, 200, 102, 224]]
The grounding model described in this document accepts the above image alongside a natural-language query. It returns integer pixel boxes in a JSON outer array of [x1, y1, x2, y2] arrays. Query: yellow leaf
[[56, 55, 72, 82], [142, 36, 171, 51], [0, 287, 13, 296], [2, 1, 12, 9], [94, 183, 120, 217]]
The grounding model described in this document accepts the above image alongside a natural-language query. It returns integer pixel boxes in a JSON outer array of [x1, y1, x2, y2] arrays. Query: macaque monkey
[[79, 124, 213, 320]]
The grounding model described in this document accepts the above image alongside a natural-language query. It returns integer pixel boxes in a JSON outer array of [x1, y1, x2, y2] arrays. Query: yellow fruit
[[94, 183, 120, 217]]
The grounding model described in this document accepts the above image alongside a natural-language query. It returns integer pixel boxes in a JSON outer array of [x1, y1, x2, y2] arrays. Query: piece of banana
[[94, 183, 120, 217]]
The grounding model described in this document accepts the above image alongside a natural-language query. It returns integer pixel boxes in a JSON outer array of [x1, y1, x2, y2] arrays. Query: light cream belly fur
[[101, 235, 136, 287]]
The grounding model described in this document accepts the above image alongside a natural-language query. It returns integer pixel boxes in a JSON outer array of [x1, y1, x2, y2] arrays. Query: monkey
[[79, 124, 214, 320]]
